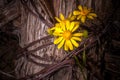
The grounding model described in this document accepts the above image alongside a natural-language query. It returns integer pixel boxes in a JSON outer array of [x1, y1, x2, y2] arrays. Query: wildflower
[[48, 13, 78, 36], [53, 21, 83, 51], [73, 5, 97, 23], [55, 13, 76, 24], [54, 13, 79, 32]]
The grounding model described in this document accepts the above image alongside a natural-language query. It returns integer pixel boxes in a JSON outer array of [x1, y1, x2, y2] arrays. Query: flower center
[[62, 31, 72, 40], [80, 10, 89, 15]]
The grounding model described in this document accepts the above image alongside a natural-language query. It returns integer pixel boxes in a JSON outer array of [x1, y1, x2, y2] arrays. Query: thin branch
[[21, 0, 53, 27], [0, 0, 20, 27], [0, 70, 16, 79], [37, 64, 72, 80], [39, 0, 55, 23], [30, 53, 51, 62], [16, 42, 53, 59], [28, 57, 51, 67], [61, 36, 96, 62], [25, 35, 52, 48], [28, 42, 53, 53], [16, 35, 52, 59], [30, 0, 53, 27], [18, 59, 74, 80]]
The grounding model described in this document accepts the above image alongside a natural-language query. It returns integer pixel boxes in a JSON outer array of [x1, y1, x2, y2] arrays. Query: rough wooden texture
[[0, 1, 20, 28], [0, 0, 119, 80], [15, 0, 114, 80]]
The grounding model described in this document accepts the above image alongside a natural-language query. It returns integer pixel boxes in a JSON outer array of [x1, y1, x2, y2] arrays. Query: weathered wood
[[0, 0, 20, 28], [15, 0, 115, 80]]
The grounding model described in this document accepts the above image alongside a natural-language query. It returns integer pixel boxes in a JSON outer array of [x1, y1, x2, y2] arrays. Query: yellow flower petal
[[71, 24, 79, 32], [53, 32, 62, 36], [66, 21, 70, 30], [69, 22, 75, 31], [69, 15, 76, 21], [71, 39, 79, 47], [78, 5, 83, 11], [77, 15, 82, 20], [73, 11, 80, 15], [58, 39, 65, 49], [55, 23, 60, 27], [89, 13, 97, 17], [50, 27, 55, 30], [60, 23, 66, 31], [74, 21, 80, 25], [54, 37, 63, 44], [73, 33, 83, 36], [68, 13, 72, 19], [55, 27, 63, 33], [60, 13, 65, 20], [66, 40, 73, 50], [71, 37, 82, 41], [68, 12, 76, 21], [87, 15, 94, 19], [81, 16, 86, 23], [64, 41, 68, 51], [55, 17, 61, 22]]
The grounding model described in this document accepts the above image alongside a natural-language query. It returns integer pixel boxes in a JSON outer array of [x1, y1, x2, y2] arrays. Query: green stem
[[74, 56, 87, 80]]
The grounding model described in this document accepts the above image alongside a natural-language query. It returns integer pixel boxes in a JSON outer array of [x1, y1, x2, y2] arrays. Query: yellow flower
[[54, 13, 80, 33], [73, 5, 97, 23], [55, 13, 76, 24], [53, 21, 83, 51], [48, 13, 79, 36]]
